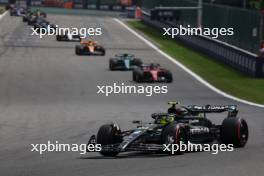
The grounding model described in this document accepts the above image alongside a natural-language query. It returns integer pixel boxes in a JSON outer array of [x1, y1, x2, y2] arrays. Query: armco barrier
[[141, 11, 264, 77], [142, 0, 262, 54]]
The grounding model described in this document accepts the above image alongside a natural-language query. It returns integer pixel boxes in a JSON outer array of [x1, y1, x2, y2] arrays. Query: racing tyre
[[97, 124, 121, 157], [100, 49, 105, 56], [135, 73, 142, 83], [165, 71, 173, 83], [221, 117, 248, 148], [133, 58, 143, 66], [109, 59, 116, 70], [134, 70, 143, 83], [162, 123, 187, 155], [56, 35, 61, 41], [133, 68, 140, 81], [75, 46, 81, 55], [132, 71, 136, 81]]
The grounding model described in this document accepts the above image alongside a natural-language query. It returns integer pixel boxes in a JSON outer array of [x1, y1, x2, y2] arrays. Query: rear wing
[[115, 54, 135, 58], [186, 105, 238, 117], [141, 63, 161, 68]]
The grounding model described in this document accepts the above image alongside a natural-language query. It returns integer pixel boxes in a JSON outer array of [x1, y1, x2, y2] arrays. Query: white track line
[[114, 18, 264, 108], [0, 10, 8, 21]]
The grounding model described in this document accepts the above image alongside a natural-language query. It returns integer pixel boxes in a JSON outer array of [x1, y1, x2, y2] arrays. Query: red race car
[[133, 63, 173, 83]]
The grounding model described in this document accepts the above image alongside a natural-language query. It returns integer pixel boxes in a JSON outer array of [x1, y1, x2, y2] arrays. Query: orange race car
[[75, 40, 105, 56]]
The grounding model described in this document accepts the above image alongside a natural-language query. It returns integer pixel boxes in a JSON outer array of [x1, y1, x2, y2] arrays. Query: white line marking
[[0, 11, 8, 21], [114, 18, 264, 108]]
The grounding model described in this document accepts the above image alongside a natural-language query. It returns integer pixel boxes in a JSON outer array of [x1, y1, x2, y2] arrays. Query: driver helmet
[[177, 107, 188, 116], [167, 101, 179, 114], [159, 114, 175, 125], [150, 63, 157, 69]]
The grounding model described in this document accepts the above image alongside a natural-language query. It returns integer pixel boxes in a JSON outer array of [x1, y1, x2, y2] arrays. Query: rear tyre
[[100, 48, 105, 56], [221, 117, 248, 148], [135, 73, 142, 83], [134, 70, 143, 83], [162, 123, 187, 155], [97, 124, 121, 157], [133, 58, 143, 66], [165, 71, 173, 83], [132, 71, 136, 81]]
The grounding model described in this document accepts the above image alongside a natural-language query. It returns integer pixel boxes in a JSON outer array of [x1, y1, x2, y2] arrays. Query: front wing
[[87, 134, 163, 153]]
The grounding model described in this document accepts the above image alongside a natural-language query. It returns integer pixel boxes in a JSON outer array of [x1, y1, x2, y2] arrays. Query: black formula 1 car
[[109, 54, 142, 70], [26, 10, 47, 25], [133, 63, 172, 83], [75, 40, 105, 56], [56, 31, 81, 42], [33, 18, 56, 33], [87, 103, 248, 157]]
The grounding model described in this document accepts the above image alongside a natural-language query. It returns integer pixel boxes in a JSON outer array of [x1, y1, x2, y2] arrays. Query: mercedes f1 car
[[75, 40, 105, 56], [33, 18, 56, 33], [133, 63, 173, 83], [56, 31, 81, 42], [25, 10, 47, 25], [109, 54, 142, 70], [87, 102, 248, 157]]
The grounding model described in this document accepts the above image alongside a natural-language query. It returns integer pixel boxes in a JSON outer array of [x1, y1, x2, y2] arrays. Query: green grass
[[127, 21, 264, 104]]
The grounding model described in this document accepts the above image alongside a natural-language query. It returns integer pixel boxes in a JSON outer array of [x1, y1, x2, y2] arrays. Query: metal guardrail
[[141, 11, 264, 77]]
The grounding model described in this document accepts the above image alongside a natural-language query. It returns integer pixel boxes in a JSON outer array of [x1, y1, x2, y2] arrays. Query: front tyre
[[109, 59, 116, 70], [100, 48, 105, 56], [97, 124, 121, 157], [221, 117, 248, 148], [75, 45, 81, 55], [56, 35, 61, 41], [162, 123, 187, 155]]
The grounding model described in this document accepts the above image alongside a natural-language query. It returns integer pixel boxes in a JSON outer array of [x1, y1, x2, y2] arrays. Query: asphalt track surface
[[0, 12, 264, 176]]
